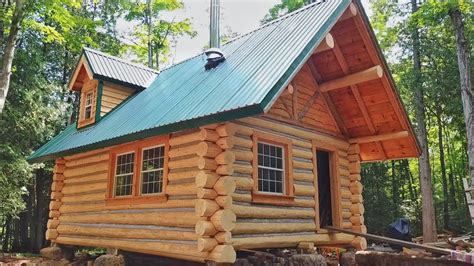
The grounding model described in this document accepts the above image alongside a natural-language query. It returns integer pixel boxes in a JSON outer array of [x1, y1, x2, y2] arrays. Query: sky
[[121, 0, 372, 66]]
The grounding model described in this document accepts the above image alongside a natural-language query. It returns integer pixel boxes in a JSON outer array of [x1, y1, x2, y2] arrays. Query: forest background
[[0, 0, 472, 253]]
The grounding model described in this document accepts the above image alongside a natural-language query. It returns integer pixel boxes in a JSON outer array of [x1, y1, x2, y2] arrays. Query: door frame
[[312, 139, 342, 231]]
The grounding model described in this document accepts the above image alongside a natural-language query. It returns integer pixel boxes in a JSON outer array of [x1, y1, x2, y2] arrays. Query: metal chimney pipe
[[209, 0, 220, 48]]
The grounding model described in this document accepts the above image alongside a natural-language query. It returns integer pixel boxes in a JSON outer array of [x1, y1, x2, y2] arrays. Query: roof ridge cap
[[83, 47, 159, 74]]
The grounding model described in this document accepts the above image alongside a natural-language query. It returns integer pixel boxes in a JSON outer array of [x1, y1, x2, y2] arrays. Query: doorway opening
[[317, 150, 333, 227]]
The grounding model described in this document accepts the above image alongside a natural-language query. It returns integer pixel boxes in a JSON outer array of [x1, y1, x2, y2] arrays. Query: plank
[[325, 226, 451, 255]]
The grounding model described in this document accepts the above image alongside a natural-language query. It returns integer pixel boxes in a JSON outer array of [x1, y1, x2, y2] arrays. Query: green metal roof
[[83, 48, 158, 89], [28, 0, 349, 162]]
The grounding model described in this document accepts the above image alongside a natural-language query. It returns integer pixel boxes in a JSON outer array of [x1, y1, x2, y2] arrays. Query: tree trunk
[[147, 0, 153, 68], [2, 217, 11, 251], [449, 5, 474, 225], [436, 107, 449, 229], [0, 0, 24, 113], [411, 0, 437, 242], [35, 168, 51, 251], [444, 124, 458, 209], [391, 160, 399, 216], [403, 160, 416, 202]]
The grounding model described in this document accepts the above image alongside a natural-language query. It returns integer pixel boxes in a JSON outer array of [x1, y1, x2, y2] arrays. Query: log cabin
[[28, 0, 420, 264]]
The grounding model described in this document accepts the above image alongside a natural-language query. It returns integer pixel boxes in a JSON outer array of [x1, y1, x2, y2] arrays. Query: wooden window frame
[[106, 136, 169, 205], [78, 79, 98, 128], [84, 92, 93, 119], [312, 140, 342, 231], [252, 131, 294, 205]]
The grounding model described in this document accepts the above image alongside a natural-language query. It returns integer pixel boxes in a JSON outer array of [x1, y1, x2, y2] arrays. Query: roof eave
[[354, 0, 422, 157], [27, 104, 264, 163], [260, 0, 351, 112]]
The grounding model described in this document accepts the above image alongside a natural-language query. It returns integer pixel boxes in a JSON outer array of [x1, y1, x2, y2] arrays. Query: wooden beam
[[282, 83, 294, 96], [348, 131, 409, 144], [292, 84, 298, 118], [280, 97, 294, 119], [313, 33, 334, 54], [307, 59, 348, 135], [68, 56, 93, 91], [319, 65, 384, 92], [332, 40, 386, 158], [297, 90, 321, 121], [352, 6, 408, 132], [339, 3, 357, 21], [325, 226, 451, 255]]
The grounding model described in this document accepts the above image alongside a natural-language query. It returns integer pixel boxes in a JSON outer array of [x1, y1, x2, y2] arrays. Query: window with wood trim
[[252, 131, 294, 205], [77, 79, 98, 128], [84, 92, 93, 119], [257, 142, 285, 194], [107, 136, 169, 205], [140, 146, 165, 195]]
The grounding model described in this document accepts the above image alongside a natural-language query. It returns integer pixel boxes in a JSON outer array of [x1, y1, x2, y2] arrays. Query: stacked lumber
[[347, 144, 367, 250], [193, 124, 237, 263], [46, 158, 66, 241]]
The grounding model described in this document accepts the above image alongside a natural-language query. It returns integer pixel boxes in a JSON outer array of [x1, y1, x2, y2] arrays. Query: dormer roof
[[69, 48, 158, 91]]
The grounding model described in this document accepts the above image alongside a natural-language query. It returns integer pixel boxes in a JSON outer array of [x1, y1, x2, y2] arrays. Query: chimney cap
[[205, 47, 224, 58], [204, 48, 226, 70]]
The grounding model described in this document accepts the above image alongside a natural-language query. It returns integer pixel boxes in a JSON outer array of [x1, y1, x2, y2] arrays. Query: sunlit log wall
[[44, 115, 367, 263], [225, 116, 362, 250], [44, 128, 237, 263]]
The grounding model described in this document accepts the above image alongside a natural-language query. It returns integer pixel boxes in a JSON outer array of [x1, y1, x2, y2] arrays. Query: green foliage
[[262, 0, 314, 23], [124, 0, 196, 69], [0, 0, 195, 252], [366, 0, 473, 234]]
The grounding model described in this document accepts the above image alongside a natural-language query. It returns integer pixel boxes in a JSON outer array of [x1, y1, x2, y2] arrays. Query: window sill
[[105, 194, 167, 206], [78, 117, 95, 128], [251, 193, 295, 206]]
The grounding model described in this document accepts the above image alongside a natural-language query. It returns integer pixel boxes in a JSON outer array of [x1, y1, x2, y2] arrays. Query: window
[[77, 79, 98, 128], [252, 131, 294, 205], [107, 136, 169, 205], [84, 92, 93, 119], [141, 146, 165, 195], [114, 152, 134, 197], [257, 142, 285, 194]]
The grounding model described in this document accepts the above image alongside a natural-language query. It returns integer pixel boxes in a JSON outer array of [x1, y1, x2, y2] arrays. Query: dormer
[[68, 48, 159, 129]]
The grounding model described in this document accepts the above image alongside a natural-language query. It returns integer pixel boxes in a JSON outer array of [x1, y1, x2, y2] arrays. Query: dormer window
[[84, 92, 93, 119], [77, 79, 98, 128], [68, 49, 155, 129]]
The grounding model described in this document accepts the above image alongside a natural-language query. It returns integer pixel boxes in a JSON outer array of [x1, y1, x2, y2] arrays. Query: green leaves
[[124, 0, 196, 69], [367, 0, 472, 233], [262, 0, 311, 23]]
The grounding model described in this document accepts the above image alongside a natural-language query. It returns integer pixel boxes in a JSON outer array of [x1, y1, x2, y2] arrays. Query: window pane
[[257, 142, 285, 194], [114, 153, 134, 197], [141, 146, 165, 195], [85, 106, 92, 119]]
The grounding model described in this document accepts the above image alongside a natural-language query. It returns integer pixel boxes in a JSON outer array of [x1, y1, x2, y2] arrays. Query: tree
[[0, 0, 24, 113], [262, 0, 315, 23], [124, 0, 196, 69], [410, 0, 437, 242], [448, 4, 473, 216], [0, 0, 129, 252]]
